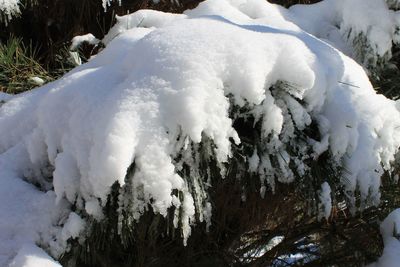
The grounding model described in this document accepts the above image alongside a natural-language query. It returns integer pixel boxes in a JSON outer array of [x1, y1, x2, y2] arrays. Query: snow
[[289, 0, 400, 68], [9, 244, 61, 267], [1, 0, 400, 265], [185, 0, 400, 70], [70, 33, 100, 51], [248, 149, 260, 173], [0, 92, 13, 103], [60, 212, 85, 241], [368, 209, 400, 267], [318, 182, 332, 220], [28, 77, 45, 86], [67, 52, 82, 66], [102, 10, 186, 45], [380, 209, 400, 245], [387, 0, 400, 9], [0, 0, 20, 23], [0, 144, 69, 266]]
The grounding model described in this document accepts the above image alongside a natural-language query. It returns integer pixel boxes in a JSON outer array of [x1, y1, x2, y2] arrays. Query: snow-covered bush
[[1, 0, 400, 266], [289, 0, 400, 72]]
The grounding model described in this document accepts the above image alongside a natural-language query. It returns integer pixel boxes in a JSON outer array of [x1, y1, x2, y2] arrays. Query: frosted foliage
[[60, 212, 85, 241], [0, 0, 20, 23], [102, 0, 111, 10], [386, 0, 400, 9], [1, 0, 400, 265]]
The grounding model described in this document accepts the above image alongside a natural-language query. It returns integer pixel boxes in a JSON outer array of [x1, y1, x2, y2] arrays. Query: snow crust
[[1, 0, 400, 265]]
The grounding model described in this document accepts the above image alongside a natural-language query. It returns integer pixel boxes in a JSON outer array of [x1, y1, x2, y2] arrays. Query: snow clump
[[1, 0, 400, 265]]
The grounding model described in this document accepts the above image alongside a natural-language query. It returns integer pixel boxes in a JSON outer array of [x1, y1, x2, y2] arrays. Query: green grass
[[0, 36, 53, 94], [0, 36, 79, 94]]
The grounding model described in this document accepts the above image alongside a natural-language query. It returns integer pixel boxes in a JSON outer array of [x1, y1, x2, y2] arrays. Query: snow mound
[[109, 0, 400, 70], [1, 0, 400, 265], [9, 244, 62, 267]]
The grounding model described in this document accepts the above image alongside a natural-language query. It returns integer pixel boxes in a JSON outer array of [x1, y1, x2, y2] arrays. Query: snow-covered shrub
[[1, 0, 400, 266], [103, 0, 400, 72], [289, 0, 400, 73]]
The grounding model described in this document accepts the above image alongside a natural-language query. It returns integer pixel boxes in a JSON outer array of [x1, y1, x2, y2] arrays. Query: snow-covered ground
[[1, 0, 400, 266]]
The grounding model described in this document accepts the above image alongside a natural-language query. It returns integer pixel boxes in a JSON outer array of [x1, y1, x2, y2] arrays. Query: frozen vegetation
[[0, 0, 19, 23], [1, 0, 400, 266]]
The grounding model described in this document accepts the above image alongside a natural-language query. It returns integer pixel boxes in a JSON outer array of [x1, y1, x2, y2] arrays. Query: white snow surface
[[107, 0, 400, 69], [1, 0, 400, 265], [0, 92, 13, 102], [9, 244, 62, 267]]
